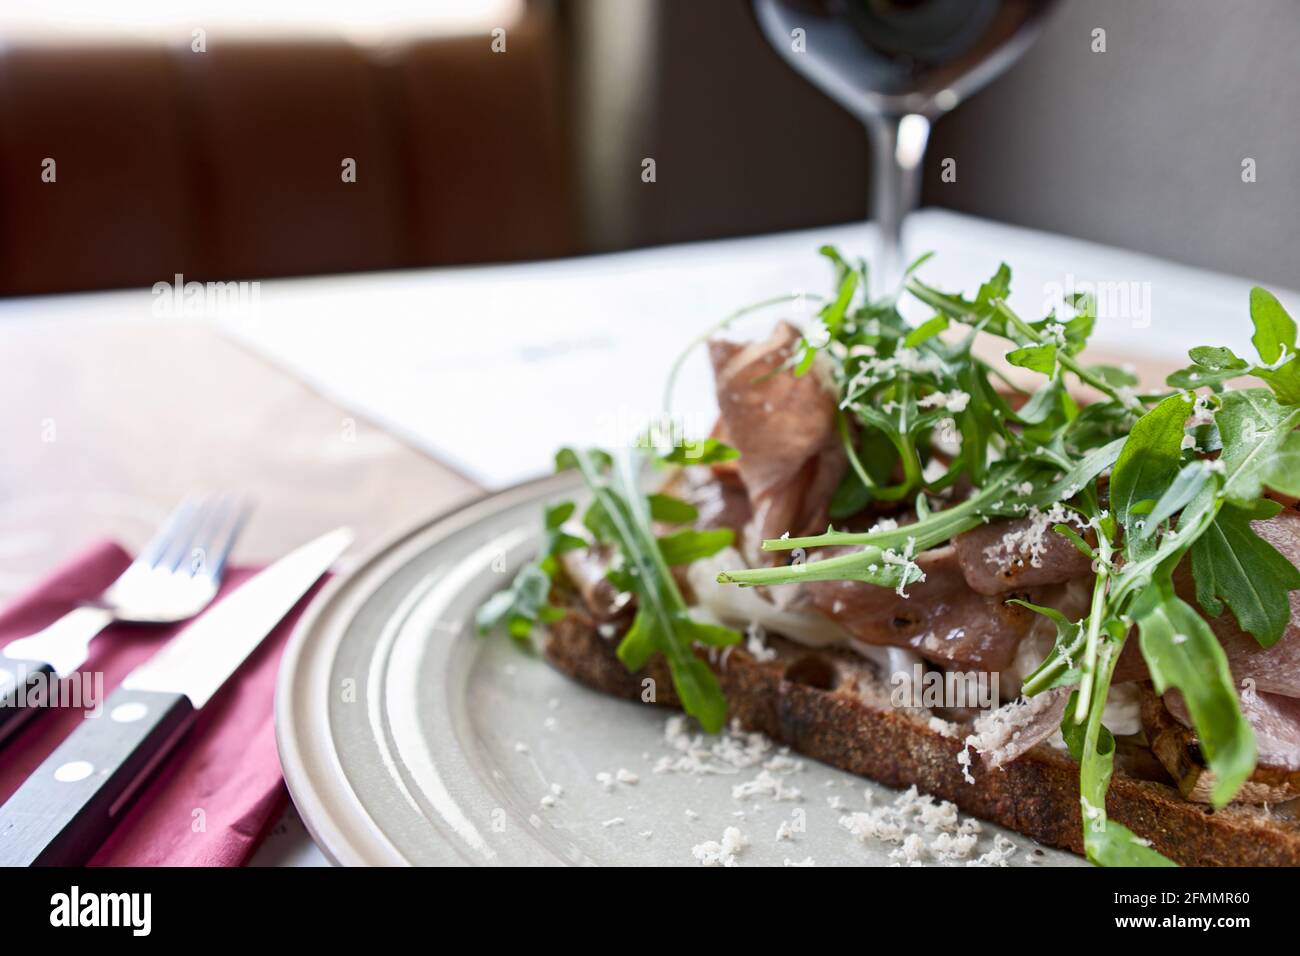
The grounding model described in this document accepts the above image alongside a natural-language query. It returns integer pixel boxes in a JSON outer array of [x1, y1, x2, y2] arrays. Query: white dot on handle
[[54, 761, 94, 783], [110, 702, 149, 723]]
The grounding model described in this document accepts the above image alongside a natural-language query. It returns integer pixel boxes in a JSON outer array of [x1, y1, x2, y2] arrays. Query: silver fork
[[0, 495, 250, 743]]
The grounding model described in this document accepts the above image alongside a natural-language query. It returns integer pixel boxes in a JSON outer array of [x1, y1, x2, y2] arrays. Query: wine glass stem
[[866, 113, 931, 291]]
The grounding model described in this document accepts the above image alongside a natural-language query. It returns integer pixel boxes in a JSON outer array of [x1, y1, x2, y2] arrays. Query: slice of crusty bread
[[544, 607, 1300, 866]]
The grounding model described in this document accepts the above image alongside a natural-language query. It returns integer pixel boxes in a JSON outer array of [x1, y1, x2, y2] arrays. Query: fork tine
[[188, 495, 251, 582], [157, 495, 216, 573], [134, 496, 202, 570], [211, 496, 252, 581]]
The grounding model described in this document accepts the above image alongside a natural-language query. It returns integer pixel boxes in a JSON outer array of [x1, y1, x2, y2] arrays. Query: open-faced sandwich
[[479, 250, 1300, 866]]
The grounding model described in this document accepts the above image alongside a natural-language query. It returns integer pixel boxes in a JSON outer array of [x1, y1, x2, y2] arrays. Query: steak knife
[[0, 526, 352, 866]]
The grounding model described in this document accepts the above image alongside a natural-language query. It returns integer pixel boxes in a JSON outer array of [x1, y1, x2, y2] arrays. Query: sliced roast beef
[[666, 466, 753, 541], [804, 544, 1090, 671], [964, 686, 1072, 769], [1206, 509, 1300, 699], [1164, 689, 1300, 772], [1114, 509, 1300, 698], [557, 546, 629, 621], [1142, 685, 1300, 803], [708, 322, 845, 563], [952, 512, 1093, 596]]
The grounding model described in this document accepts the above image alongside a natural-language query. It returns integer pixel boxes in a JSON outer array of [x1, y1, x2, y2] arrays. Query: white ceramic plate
[[275, 475, 1085, 867]]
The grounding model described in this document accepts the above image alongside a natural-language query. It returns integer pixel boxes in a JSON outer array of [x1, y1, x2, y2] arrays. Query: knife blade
[[0, 526, 352, 866]]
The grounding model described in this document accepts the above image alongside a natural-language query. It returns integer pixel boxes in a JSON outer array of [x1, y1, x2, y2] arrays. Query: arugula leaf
[[647, 493, 699, 524], [1108, 393, 1190, 530], [657, 437, 739, 466], [1132, 578, 1256, 806], [581, 497, 617, 542], [1062, 668, 1176, 867], [1062, 309, 1096, 354], [657, 528, 734, 565], [1215, 388, 1300, 502], [1085, 364, 1139, 389], [975, 263, 1011, 317], [717, 541, 924, 593], [829, 473, 872, 519], [1139, 460, 1212, 539], [1190, 498, 1300, 647], [565, 448, 740, 731], [538, 501, 586, 572], [1168, 345, 1249, 390], [903, 314, 948, 348], [792, 252, 860, 375], [477, 500, 582, 640], [1261, 430, 1300, 497], [1191, 345, 1247, 370], [476, 564, 565, 641], [1166, 293, 1300, 402], [1250, 286, 1296, 365], [1006, 343, 1057, 375], [1011, 600, 1083, 692], [820, 262, 859, 336], [1253, 364, 1300, 405]]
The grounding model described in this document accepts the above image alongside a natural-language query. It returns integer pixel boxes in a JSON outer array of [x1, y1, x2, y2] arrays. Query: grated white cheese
[[889, 833, 928, 864], [763, 752, 804, 774], [982, 502, 1081, 570], [967, 834, 1018, 867], [932, 831, 980, 862], [745, 621, 777, 663], [956, 747, 975, 785], [916, 389, 971, 413], [731, 769, 802, 802], [653, 715, 777, 776], [691, 827, 749, 867], [839, 785, 1007, 866], [927, 716, 960, 738]]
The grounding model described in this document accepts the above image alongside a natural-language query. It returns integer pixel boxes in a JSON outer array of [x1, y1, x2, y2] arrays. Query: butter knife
[[0, 526, 352, 866]]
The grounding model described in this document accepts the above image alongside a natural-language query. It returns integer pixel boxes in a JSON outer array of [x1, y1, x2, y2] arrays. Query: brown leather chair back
[[0, 16, 573, 296]]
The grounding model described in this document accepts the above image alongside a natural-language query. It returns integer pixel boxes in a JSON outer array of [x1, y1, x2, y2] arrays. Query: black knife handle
[[0, 657, 57, 745], [0, 686, 195, 866]]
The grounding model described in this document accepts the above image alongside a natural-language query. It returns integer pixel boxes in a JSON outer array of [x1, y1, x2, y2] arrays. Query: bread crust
[[544, 610, 1300, 866]]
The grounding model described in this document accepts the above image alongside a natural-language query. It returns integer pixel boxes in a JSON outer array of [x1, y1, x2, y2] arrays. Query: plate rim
[[274, 471, 575, 867]]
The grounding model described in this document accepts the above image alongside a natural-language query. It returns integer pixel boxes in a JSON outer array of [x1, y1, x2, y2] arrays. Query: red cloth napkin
[[0, 540, 324, 866]]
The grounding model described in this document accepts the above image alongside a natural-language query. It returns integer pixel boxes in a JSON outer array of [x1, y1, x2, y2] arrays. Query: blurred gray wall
[[927, 0, 1300, 287], [569, 0, 1299, 288]]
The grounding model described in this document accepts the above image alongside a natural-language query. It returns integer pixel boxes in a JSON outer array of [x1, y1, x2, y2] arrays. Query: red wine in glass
[[753, 0, 1061, 285]]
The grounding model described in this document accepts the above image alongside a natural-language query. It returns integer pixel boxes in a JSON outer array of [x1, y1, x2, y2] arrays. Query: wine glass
[[753, 0, 1062, 287]]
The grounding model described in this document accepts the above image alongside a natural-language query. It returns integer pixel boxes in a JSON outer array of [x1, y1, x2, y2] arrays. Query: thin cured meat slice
[[804, 544, 1089, 671], [709, 322, 845, 563], [952, 513, 1093, 596]]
